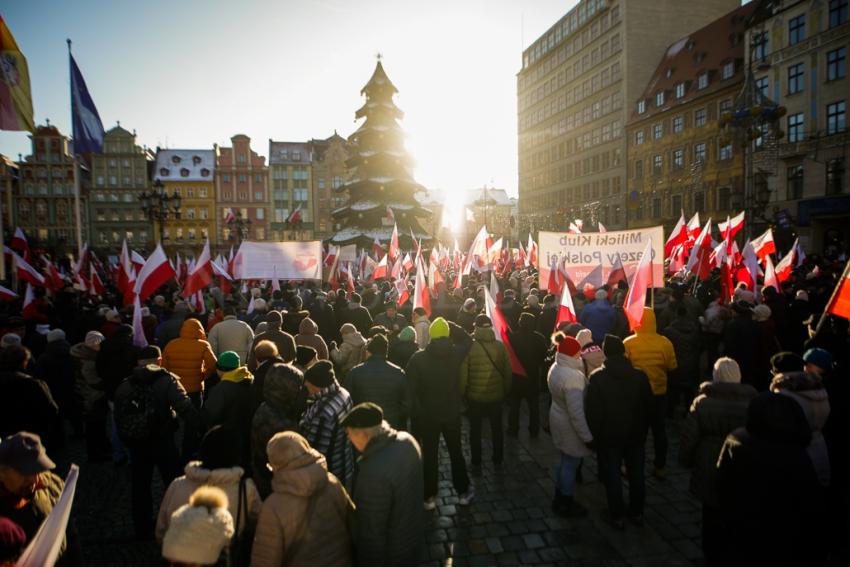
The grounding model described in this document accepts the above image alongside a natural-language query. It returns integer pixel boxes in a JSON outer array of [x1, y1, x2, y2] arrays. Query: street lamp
[[139, 179, 182, 244]]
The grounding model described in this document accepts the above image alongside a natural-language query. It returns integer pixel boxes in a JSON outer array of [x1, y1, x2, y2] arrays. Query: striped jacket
[[300, 382, 354, 487]]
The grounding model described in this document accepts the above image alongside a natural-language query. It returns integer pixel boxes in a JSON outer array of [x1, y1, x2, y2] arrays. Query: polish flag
[[183, 241, 213, 298], [287, 204, 302, 225], [390, 256, 402, 280], [686, 218, 713, 280], [371, 254, 389, 281], [468, 226, 489, 270], [117, 240, 132, 293], [389, 223, 399, 261], [484, 274, 526, 376], [517, 242, 527, 268], [667, 243, 686, 275], [345, 264, 356, 294], [568, 221, 582, 234], [826, 261, 850, 319], [131, 250, 146, 274], [10, 227, 30, 258], [624, 238, 654, 331], [372, 237, 384, 260], [764, 254, 780, 293], [89, 265, 105, 296], [775, 239, 797, 282], [740, 241, 761, 297], [224, 208, 236, 223], [597, 222, 607, 233], [413, 257, 431, 316], [577, 264, 604, 292], [718, 211, 745, 240], [555, 279, 577, 325], [134, 244, 176, 302], [123, 266, 137, 306], [401, 253, 414, 273], [246, 295, 256, 315], [795, 240, 807, 267], [386, 206, 395, 222], [395, 276, 410, 306], [43, 257, 65, 292], [323, 245, 338, 267], [686, 212, 701, 240], [132, 295, 148, 348], [428, 259, 445, 295], [487, 237, 503, 266], [665, 211, 688, 257], [0, 284, 18, 302], [607, 255, 627, 288], [751, 228, 776, 262], [22, 283, 35, 312], [526, 233, 538, 268], [547, 257, 562, 295], [13, 252, 46, 287], [72, 243, 89, 276]]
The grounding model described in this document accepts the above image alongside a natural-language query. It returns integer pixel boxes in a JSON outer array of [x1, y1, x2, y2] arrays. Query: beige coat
[[155, 462, 261, 544]]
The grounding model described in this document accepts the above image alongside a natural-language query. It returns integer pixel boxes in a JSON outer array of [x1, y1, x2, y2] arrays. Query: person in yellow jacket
[[623, 307, 677, 479]]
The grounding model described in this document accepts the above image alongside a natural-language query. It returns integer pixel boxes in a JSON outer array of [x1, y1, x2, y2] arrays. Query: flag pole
[[68, 39, 83, 255], [0, 171, 7, 281], [814, 258, 850, 336], [650, 238, 654, 309]]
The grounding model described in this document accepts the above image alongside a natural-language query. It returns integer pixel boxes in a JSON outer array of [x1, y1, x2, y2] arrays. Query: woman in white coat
[[547, 332, 594, 517]]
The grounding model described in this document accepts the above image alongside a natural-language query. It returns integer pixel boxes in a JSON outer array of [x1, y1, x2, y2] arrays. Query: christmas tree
[[330, 59, 432, 249]]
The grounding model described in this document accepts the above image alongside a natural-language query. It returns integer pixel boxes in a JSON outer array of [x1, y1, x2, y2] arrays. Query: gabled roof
[[154, 149, 215, 182], [105, 124, 134, 139], [268, 141, 312, 165]]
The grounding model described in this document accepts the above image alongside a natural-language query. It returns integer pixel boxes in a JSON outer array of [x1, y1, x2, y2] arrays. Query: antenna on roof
[[376, 52, 383, 61]]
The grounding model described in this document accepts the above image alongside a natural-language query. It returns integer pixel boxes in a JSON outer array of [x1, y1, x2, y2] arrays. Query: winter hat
[[46, 329, 65, 343], [563, 322, 584, 337], [713, 357, 742, 383], [265, 310, 282, 327], [602, 334, 626, 357], [137, 345, 162, 362], [463, 298, 476, 310], [576, 328, 593, 348], [367, 333, 389, 357], [796, 290, 809, 301], [595, 289, 608, 301], [305, 360, 335, 388], [1, 334, 21, 348], [161, 486, 234, 566], [398, 326, 416, 343], [216, 351, 240, 371], [752, 304, 772, 322], [429, 317, 450, 339], [255, 322, 268, 334], [0, 517, 26, 564], [85, 330, 105, 348], [105, 309, 121, 323], [199, 425, 241, 470], [803, 348, 833, 371], [770, 351, 805, 374], [253, 298, 267, 311], [474, 314, 492, 328], [518, 312, 536, 331], [554, 333, 581, 357], [340, 402, 384, 429], [526, 295, 539, 307], [339, 323, 357, 336], [738, 290, 756, 305], [295, 345, 318, 367]]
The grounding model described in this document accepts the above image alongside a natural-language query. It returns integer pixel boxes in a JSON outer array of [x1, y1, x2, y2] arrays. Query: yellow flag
[[0, 15, 35, 132]]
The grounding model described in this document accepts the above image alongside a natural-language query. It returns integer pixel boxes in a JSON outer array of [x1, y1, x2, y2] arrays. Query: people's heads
[[339, 323, 357, 337], [295, 345, 318, 369], [752, 304, 772, 322], [367, 325, 389, 338], [263, 363, 304, 415], [105, 309, 121, 323], [562, 322, 583, 338], [576, 328, 593, 348], [304, 360, 335, 393], [713, 357, 742, 383], [595, 289, 608, 302], [0, 334, 21, 349], [265, 431, 322, 473], [543, 294, 557, 307], [0, 432, 55, 499], [429, 317, 450, 340], [474, 314, 492, 329], [198, 425, 241, 470], [770, 351, 805, 375], [398, 326, 416, 343], [5, 317, 25, 338], [366, 333, 389, 359], [223, 305, 236, 317], [463, 298, 476, 312], [737, 290, 756, 305], [602, 334, 625, 358], [137, 345, 162, 366], [254, 339, 279, 363], [795, 290, 809, 302], [413, 307, 427, 319], [253, 298, 267, 313], [0, 516, 26, 565], [518, 312, 536, 331], [553, 332, 581, 358], [526, 294, 539, 307], [803, 348, 833, 376], [0, 345, 31, 372], [215, 351, 240, 374], [762, 286, 779, 300], [161, 486, 234, 567], [46, 328, 65, 344], [384, 303, 397, 317], [154, 295, 166, 306], [746, 391, 811, 445], [350, 292, 362, 305], [341, 402, 384, 452]]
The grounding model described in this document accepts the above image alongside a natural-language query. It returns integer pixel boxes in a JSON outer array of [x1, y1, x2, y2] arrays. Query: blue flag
[[69, 53, 104, 154]]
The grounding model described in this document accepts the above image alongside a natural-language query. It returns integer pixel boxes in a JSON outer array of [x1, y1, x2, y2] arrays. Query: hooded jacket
[[70, 342, 103, 414], [344, 356, 410, 431], [584, 355, 654, 448], [161, 319, 217, 393], [405, 334, 470, 424], [203, 367, 254, 457], [248, 322, 297, 371], [460, 327, 512, 403], [547, 353, 593, 456], [295, 317, 329, 361], [96, 325, 140, 398], [251, 433, 354, 567], [579, 298, 615, 344], [623, 308, 677, 395], [331, 325, 367, 377], [206, 315, 254, 362], [508, 316, 549, 381], [299, 382, 354, 486]]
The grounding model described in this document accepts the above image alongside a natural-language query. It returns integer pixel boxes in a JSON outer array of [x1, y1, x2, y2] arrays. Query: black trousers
[[702, 503, 727, 565], [129, 438, 181, 538], [508, 374, 539, 435], [84, 397, 111, 461], [596, 443, 646, 520], [181, 391, 203, 464], [650, 394, 668, 468], [467, 399, 504, 465], [418, 416, 470, 499]]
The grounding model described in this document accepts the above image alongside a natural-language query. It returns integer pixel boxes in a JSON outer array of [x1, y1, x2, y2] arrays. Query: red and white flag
[[751, 228, 776, 262], [132, 295, 148, 348], [484, 274, 526, 376], [288, 204, 302, 225], [795, 240, 807, 267], [624, 238, 654, 331], [764, 254, 780, 293], [775, 239, 797, 282], [13, 252, 46, 287], [686, 212, 702, 240], [89, 265, 105, 296], [0, 284, 18, 302], [183, 240, 213, 298], [395, 276, 410, 306], [413, 257, 431, 316], [22, 282, 34, 311], [72, 243, 89, 276], [134, 244, 176, 302], [401, 253, 414, 273], [389, 223, 399, 262], [526, 233, 538, 269], [607, 254, 627, 288], [131, 250, 146, 273], [718, 211, 745, 240], [224, 208, 236, 223], [555, 279, 577, 325], [597, 222, 607, 233], [371, 254, 389, 281], [386, 206, 395, 222], [372, 237, 384, 260], [686, 218, 713, 280], [826, 260, 850, 320], [568, 221, 582, 234], [577, 264, 604, 292], [665, 211, 688, 257], [10, 227, 30, 258]]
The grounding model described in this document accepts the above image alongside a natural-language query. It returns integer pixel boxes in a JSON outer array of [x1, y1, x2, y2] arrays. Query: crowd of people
[[0, 253, 847, 565]]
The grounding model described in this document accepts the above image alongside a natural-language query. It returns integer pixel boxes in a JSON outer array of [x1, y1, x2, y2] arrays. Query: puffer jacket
[[353, 423, 424, 566], [344, 356, 410, 431], [578, 299, 615, 344], [330, 327, 367, 378], [460, 327, 512, 403], [771, 372, 831, 487], [161, 319, 217, 393], [679, 380, 758, 506], [251, 433, 354, 567], [299, 382, 354, 486], [623, 308, 677, 395], [662, 315, 702, 388], [295, 317, 329, 361], [547, 353, 593, 457], [70, 342, 103, 415], [405, 334, 471, 424], [206, 315, 254, 361], [155, 462, 261, 544]]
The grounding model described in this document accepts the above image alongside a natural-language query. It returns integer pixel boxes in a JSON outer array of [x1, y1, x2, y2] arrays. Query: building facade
[[463, 187, 517, 244], [153, 149, 216, 249], [309, 133, 349, 241], [215, 135, 268, 247], [0, 154, 18, 235], [747, 0, 849, 253], [268, 141, 314, 240], [626, 3, 755, 232], [89, 125, 154, 251], [15, 124, 87, 252], [517, 0, 739, 236]]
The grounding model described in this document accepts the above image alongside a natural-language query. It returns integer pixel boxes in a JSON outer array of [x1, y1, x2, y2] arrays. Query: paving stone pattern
[[57, 405, 705, 566]]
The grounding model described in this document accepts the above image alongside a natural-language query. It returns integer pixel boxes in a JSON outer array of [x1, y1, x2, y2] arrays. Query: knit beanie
[[752, 304, 771, 322], [305, 360, 335, 388], [398, 326, 416, 343], [0, 517, 26, 564], [161, 486, 234, 566], [339, 323, 357, 336], [429, 317, 450, 339], [216, 351, 240, 371], [1, 334, 22, 348], [46, 329, 65, 343], [85, 330, 105, 348], [199, 425, 241, 470], [554, 333, 581, 357], [803, 348, 833, 371], [713, 357, 742, 383], [295, 345, 317, 367], [602, 334, 625, 357], [474, 314, 492, 328], [595, 289, 608, 301], [576, 329, 593, 348], [771, 351, 804, 374]]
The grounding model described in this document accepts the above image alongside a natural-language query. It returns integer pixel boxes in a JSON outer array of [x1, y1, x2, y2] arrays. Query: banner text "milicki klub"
[[557, 233, 645, 247]]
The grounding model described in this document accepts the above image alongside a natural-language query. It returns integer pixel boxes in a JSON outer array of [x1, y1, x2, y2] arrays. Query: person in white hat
[[161, 486, 234, 566]]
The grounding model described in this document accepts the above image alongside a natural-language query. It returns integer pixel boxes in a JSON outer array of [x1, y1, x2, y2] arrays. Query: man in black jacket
[[585, 335, 654, 529], [342, 293, 374, 335], [113, 345, 199, 540], [344, 334, 410, 431], [537, 294, 558, 339], [507, 313, 548, 437]]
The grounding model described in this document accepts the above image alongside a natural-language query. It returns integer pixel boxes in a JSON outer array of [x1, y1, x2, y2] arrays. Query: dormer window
[[192, 156, 202, 166], [665, 68, 674, 79], [698, 72, 709, 89], [676, 82, 686, 98], [159, 168, 169, 176], [293, 151, 301, 161], [656, 92, 665, 107], [200, 168, 210, 177], [180, 168, 190, 177], [171, 155, 181, 164], [637, 100, 646, 114]]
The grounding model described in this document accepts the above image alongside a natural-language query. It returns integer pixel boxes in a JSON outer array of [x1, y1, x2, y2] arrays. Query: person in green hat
[[388, 326, 418, 369], [203, 351, 254, 470]]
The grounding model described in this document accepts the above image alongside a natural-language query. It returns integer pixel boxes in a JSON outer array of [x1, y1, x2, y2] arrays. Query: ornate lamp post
[[139, 180, 182, 245]]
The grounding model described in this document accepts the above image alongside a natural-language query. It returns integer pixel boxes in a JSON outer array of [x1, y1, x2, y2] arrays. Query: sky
[[1, 0, 576, 204]]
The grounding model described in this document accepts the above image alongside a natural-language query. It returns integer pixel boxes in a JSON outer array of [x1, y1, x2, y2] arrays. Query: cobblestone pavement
[[56, 405, 704, 566]]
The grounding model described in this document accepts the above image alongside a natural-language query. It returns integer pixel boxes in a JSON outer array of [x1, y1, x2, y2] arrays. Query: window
[[755, 77, 769, 97], [254, 191, 263, 201], [722, 61, 735, 79], [238, 174, 247, 183], [718, 187, 731, 211], [200, 208, 208, 219], [694, 108, 706, 127], [223, 174, 231, 182], [675, 82, 686, 98], [827, 48, 846, 81], [827, 158, 845, 194], [788, 63, 805, 94], [673, 116, 684, 133], [830, 0, 848, 28], [653, 123, 663, 140], [185, 208, 195, 220], [788, 113, 805, 142], [637, 100, 646, 114], [719, 142, 733, 160], [653, 154, 663, 174], [318, 178, 326, 190], [634, 131, 644, 146], [694, 142, 707, 163], [199, 188, 208, 198], [827, 101, 846, 134], [656, 92, 665, 107], [634, 160, 643, 179], [256, 208, 265, 220], [787, 164, 804, 199], [754, 31, 769, 60], [719, 99, 733, 114], [673, 149, 684, 169], [694, 192, 705, 212], [788, 15, 805, 45], [697, 72, 709, 89]]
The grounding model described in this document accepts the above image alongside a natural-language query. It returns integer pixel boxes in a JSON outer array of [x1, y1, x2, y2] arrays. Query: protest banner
[[337, 244, 358, 263], [232, 240, 323, 280], [538, 226, 665, 289]]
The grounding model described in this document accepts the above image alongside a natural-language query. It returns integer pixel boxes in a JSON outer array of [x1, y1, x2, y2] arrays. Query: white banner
[[538, 226, 665, 289], [17, 464, 79, 567], [233, 240, 323, 280], [337, 244, 358, 263]]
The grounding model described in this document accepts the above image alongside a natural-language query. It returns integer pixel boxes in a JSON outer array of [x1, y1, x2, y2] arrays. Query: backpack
[[114, 372, 161, 444]]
